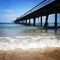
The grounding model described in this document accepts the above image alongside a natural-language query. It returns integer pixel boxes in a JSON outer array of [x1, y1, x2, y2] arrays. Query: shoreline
[[0, 47, 60, 60]]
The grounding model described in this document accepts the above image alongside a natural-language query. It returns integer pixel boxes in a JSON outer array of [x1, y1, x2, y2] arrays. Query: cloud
[[0, 9, 23, 22], [0, 13, 20, 22], [0, 10, 15, 13]]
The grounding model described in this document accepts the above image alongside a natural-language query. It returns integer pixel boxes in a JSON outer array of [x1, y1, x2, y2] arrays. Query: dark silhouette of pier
[[14, 0, 60, 28]]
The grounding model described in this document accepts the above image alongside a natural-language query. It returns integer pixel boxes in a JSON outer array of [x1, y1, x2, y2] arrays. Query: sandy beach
[[0, 47, 60, 60], [0, 24, 60, 60]]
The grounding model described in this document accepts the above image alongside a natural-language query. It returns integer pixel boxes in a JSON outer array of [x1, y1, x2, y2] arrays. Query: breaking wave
[[0, 35, 60, 50]]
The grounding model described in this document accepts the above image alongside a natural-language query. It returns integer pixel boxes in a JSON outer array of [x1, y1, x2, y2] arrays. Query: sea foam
[[0, 35, 60, 51]]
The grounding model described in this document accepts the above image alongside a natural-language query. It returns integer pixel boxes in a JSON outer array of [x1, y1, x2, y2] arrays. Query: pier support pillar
[[26, 20, 27, 24], [41, 16, 42, 26], [38, 17, 40, 26], [44, 15, 49, 27], [33, 18, 36, 26], [55, 13, 57, 28], [29, 19, 30, 25]]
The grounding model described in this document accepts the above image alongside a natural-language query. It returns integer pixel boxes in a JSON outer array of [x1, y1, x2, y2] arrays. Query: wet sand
[[0, 47, 60, 60]]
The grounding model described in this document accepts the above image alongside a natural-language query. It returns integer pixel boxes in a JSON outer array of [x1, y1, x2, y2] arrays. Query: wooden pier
[[14, 0, 60, 28]]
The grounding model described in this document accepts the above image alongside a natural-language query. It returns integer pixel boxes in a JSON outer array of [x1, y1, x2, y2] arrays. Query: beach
[[0, 35, 60, 60], [0, 47, 60, 60], [0, 23, 60, 60], [0, 0, 60, 59]]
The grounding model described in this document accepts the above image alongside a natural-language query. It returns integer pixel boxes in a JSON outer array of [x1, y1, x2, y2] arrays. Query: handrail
[[18, 0, 55, 19]]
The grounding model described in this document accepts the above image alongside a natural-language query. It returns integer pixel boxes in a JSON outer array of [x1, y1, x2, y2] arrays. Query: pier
[[14, 0, 60, 28]]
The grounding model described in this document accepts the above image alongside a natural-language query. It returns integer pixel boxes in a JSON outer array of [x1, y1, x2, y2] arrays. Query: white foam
[[0, 35, 60, 50]]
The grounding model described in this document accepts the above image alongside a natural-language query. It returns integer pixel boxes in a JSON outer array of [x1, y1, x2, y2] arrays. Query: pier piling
[[41, 16, 42, 26], [29, 19, 30, 25], [33, 18, 36, 26], [44, 15, 49, 27], [26, 20, 27, 24], [55, 13, 57, 28]]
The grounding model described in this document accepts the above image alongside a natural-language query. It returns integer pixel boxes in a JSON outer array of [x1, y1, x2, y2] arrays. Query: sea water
[[0, 23, 60, 50]]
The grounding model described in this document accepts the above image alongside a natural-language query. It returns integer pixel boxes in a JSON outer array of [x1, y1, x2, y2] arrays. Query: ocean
[[0, 23, 60, 50]]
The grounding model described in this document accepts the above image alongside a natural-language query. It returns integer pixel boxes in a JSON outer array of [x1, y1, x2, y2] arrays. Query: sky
[[0, 0, 42, 23]]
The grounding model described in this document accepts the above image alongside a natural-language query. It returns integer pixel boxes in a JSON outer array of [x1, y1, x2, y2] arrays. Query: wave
[[0, 36, 60, 51]]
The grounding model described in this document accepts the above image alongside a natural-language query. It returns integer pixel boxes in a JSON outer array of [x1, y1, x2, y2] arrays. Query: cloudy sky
[[0, 0, 42, 23]]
